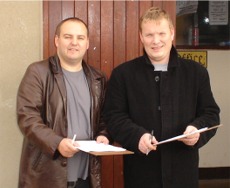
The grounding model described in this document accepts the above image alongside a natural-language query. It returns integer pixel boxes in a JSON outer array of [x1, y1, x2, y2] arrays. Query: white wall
[[0, 1, 42, 187], [199, 50, 230, 167], [0, 1, 229, 187]]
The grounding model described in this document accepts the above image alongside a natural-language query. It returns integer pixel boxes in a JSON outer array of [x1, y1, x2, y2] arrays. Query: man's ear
[[87, 39, 89, 50], [171, 30, 175, 40], [54, 35, 59, 47], [139, 32, 144, 43]]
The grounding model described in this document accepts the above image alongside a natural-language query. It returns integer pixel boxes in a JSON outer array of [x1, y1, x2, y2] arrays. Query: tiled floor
[[199, 179, 230, 188]]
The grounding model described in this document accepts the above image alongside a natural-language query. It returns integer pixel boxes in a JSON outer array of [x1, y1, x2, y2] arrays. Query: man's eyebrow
[[63, 33, 86, 37], [63, 33, 72, 36]]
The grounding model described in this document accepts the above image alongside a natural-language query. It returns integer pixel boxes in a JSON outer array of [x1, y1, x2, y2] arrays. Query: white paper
[[209, 1, 228, 25], [155, 124, 222, 145], [176, 1, 198, 16], [75, 140, 126, 152]]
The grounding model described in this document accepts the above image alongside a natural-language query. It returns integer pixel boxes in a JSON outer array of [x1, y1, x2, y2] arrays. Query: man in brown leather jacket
[[17, 17, 110, 188]]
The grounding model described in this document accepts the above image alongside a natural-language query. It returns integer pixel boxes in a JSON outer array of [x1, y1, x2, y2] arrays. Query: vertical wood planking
[[152, 1, 163, 8], [75, 1, 88, 61], [139, 1, 153, 19], [100, 1, 114, 187], [126, 1, 140, 61], [75, 1, 88, 23], [48, 1, 62, 56], [87, 1, 101, 69], [101, 156, 114, 188], [62, 1, 75, 19], [43, 1, 49, 59], [114, 155, 124, 188], [114, 1, 126, 68], [101, 1, 113, 78]]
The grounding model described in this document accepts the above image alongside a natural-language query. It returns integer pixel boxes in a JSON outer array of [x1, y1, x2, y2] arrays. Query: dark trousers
[[67, 178, 89, 188]]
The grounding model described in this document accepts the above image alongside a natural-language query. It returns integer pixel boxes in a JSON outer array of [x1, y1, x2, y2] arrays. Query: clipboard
[[75, 140, 134, 156], [88, 150, 134, 156], [155, 124, 223, 145]]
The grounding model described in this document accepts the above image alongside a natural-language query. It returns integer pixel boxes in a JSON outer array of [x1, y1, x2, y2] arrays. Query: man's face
[[140, 18, 174, 64], [55, 20, 89, 65]]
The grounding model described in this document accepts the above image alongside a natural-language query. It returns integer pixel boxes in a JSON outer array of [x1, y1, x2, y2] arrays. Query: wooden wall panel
[[43, 1, 176, 187], [43, 1, 49, 59], [48, 1, 62, 56], [114, 1, 126, 68], [44, 0, 176, 77], [62, 1, 75, 19], [100, 3, 115, 187], [113, 155, 124, 188], [152, 0, 163, 7], [126, 1, 140, 61], [74, 1, 88, 61], [101, 1, 113, 77], [74, 1, 88, 23], [88, 1, 101, 69]]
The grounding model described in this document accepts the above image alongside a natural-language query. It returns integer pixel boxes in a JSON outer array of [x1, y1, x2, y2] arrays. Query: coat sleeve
[[95, 74, 113, 142], [103, 68, 148, 153], [17, 63, 63, 158], [190, 66, 220, 148]]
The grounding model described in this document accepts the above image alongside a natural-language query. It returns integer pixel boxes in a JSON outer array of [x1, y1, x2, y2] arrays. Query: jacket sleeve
[[93, 72, 115, 143], [17, 63, 63, 158], [103, 68, 147, 153], [190, 66, 220, 148]]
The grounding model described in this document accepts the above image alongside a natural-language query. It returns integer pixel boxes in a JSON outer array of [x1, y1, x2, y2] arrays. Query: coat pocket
[[31, 149, 43, 171]]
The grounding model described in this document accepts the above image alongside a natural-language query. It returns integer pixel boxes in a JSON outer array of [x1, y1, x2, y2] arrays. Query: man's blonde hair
[[139, 7, 174, 32]]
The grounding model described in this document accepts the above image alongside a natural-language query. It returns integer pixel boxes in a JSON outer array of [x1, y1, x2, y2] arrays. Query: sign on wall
[[178, 50, 207, 68]]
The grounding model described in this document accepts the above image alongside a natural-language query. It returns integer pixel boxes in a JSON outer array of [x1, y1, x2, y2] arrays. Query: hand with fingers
[[179, 125, 200, 146], [96, 135, 109, 145], [138, 132, 158, 155], [58, 138, 80, 158]]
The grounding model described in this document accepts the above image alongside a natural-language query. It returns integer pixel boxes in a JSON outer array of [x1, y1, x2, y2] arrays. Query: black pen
[[151, 130, 154, 141], [146, 130, 154, 155]]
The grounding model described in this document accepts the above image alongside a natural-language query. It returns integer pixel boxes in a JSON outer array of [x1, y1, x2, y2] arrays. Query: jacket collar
[[49, 54, 103, 80], [49, 54, 62, 74], [143, 45, 179, 70]]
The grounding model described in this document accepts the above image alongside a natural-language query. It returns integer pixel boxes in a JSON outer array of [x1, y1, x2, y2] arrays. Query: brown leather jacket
[[17, 55, 109, 188]]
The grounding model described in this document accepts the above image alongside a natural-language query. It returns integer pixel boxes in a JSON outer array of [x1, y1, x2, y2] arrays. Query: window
[[176, 1, 230, 49]]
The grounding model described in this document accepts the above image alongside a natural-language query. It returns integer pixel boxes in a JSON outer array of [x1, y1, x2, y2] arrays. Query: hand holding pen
[[138, 130, 158, 155], [57, 134, 79, 158]]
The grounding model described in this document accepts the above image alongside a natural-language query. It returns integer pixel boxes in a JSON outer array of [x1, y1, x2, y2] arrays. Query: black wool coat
[[103, 46, 220, 188]]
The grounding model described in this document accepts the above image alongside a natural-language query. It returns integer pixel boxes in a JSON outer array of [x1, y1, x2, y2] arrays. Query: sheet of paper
[[75, 140, 126, 152], [155, 124, 222, 145]]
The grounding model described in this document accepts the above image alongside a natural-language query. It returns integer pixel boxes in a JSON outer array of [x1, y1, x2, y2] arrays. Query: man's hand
[[179, 125, 200, 146], [96, 135, 109, 144], [138, 133, 158, 155], [58, 138, 80, 158]]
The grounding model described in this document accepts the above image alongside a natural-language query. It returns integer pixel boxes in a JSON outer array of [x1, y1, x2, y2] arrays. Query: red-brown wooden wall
[[43, 1, 176, 187]]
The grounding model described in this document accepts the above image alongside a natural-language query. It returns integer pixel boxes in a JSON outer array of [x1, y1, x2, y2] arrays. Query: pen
[[151, 130, 154, 139], [72, 134, 76, 144], [146, 130, 154, 155]]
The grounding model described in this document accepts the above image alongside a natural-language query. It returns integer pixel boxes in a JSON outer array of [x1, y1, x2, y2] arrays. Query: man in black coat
[[103, 7, 220, 188]]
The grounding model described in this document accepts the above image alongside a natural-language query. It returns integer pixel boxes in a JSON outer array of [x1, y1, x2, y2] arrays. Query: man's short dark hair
[[55, 17, 89, 37]]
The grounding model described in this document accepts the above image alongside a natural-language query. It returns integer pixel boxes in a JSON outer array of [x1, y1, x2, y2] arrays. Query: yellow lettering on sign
[[178, 51, 207, 68]]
